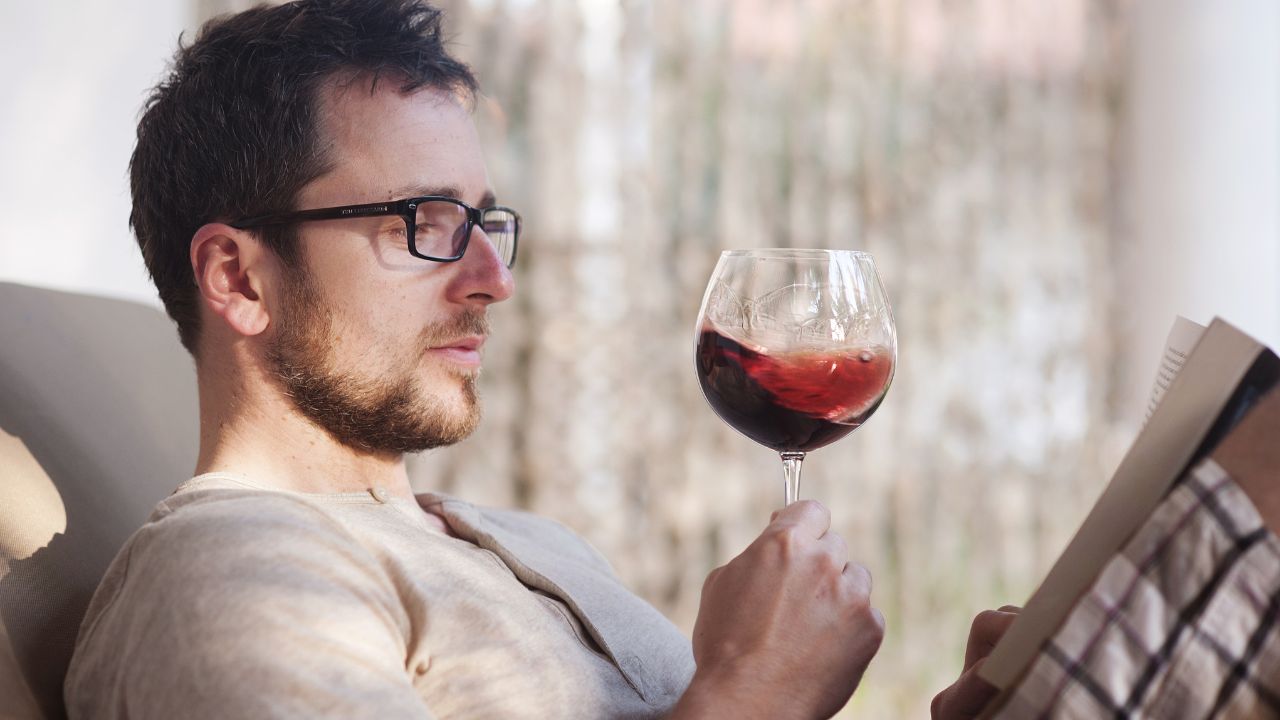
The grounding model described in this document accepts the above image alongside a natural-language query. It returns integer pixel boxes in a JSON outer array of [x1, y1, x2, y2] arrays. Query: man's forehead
[[305, 76, 491, 207], [316, 76, 473, 148]]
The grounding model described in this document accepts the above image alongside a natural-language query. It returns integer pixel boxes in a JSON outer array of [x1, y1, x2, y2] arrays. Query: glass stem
[[780, 452, 805, 506]]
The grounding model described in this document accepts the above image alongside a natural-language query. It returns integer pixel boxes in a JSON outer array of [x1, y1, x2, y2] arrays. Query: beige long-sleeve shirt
[[64, 473, 696, 719]]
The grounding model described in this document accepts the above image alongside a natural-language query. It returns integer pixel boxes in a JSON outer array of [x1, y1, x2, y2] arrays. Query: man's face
[[265, 80, 514, 456]]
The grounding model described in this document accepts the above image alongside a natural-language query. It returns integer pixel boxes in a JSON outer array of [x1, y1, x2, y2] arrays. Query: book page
[[1145, 316, 1207, 421]]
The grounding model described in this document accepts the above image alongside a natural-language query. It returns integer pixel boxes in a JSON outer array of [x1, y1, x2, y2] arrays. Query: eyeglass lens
[[414, 200, 517, 265]]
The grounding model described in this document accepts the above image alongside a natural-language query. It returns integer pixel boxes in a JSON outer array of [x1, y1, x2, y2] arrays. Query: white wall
[[0, 1, 195, 307], [1119, 0, 1280, 421]]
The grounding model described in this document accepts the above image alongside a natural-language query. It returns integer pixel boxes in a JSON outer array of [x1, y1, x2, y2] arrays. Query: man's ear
[[190, 223, 274, 337]]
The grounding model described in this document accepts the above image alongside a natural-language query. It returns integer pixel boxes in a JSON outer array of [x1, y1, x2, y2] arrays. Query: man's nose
[[446, 226, 515, 305]]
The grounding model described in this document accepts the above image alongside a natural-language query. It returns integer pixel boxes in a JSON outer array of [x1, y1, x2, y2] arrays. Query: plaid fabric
[[994, 459, 1280, 720]]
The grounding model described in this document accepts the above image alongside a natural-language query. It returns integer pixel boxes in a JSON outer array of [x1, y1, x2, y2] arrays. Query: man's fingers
[[771, 499, 831, 538], [964, 609, 1019, 670], [932, 607, 1018, 719], [932, 658, 999, 719], [842, 560, 873, 595], [818, 529, 849, 568], [699, 567, 723, 603]]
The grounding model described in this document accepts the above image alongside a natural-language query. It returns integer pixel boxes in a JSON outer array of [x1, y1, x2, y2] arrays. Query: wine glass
[[694, 249, 897, 506]]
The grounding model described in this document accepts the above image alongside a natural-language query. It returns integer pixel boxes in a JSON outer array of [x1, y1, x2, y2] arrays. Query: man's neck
[[192, 364, 416, 503]]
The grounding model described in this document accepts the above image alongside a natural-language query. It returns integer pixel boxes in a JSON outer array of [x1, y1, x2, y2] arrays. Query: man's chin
[[411, 385, 481, 446], [402, 412, 480, 452]]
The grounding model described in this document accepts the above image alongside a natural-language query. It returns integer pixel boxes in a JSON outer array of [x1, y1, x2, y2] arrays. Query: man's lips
[[426, 336, 486, 366]]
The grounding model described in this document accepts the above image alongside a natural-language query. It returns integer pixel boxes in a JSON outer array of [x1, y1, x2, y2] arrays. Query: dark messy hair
[[131, 0, 477, 356]]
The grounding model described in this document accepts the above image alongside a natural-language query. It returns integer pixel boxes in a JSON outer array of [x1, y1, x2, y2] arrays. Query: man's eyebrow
[[389, 184, 462, 200], [388, 184, 499, 208]]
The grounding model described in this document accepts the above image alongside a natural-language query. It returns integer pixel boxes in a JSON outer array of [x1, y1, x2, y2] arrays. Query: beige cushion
[[0, 282, 197, 719]]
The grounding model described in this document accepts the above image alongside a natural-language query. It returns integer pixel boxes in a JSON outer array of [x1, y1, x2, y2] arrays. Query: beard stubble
[[266, 268, 487, 456]]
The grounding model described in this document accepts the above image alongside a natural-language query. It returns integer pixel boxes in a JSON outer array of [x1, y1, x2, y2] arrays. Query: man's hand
[[931, 607, 1020, 720], [671, 500, 884, 720]]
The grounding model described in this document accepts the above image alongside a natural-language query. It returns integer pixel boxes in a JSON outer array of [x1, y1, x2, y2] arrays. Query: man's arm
[[668, 501, 885, 720]]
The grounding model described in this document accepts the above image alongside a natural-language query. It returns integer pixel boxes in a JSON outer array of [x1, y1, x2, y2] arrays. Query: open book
[[976, 316, 1280, 710]]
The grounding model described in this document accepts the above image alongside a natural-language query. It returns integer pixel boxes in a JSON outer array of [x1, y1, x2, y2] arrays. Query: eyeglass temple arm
[[230, 200, 409, 229]]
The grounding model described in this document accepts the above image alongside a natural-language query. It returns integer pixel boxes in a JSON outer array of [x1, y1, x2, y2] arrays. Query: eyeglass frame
[[229, 195, 520, 267]]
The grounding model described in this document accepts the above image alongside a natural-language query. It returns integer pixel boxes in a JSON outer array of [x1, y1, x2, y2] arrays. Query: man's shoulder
[[74, 485, 392, 651], [138, 484, 355, 555], [67, 486, 417, 719], [104, 485, 377, 602]]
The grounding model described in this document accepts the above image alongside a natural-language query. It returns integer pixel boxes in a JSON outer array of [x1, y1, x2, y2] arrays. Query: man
[[63, 2, 893, 717]]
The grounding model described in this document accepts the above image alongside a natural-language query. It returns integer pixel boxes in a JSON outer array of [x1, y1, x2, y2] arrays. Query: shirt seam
[[178, 473, 387, 503]]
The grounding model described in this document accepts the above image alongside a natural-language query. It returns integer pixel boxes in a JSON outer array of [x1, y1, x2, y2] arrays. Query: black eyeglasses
[[230, 196, 520, 267]]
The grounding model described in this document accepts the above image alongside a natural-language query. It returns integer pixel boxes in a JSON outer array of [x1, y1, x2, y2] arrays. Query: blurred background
[[2, 0, 1278, 715]]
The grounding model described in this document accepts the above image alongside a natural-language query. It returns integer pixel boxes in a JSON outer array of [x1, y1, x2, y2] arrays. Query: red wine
[[696, 328, 893, 452]]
